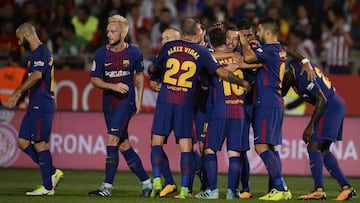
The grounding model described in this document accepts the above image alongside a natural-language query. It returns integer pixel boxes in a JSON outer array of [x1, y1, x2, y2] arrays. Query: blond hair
[[108, 15, 129, 36]]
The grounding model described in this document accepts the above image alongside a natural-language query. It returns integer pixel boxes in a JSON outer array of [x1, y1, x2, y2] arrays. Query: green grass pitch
[[0, 168, 358, 203]]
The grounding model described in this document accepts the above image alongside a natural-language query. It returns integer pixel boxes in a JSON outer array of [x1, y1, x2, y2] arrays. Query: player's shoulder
[[94, 45, 107, 54], [32, 44, 51, 61], [127, 44, 143, 55], [34, 44, 51, 55]]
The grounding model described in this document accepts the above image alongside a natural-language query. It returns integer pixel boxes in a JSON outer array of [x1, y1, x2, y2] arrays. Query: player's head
[[257, 17, 279, 44], [225, 26, 240, 51], [196, 20, 207, 45], [161, 27, 181, 45], [237, 19, 255, 38], [107, 14, 129, 46], [16, 22, 38, 51], [209, 28, 226, 49], [181, 18, 202, 43]]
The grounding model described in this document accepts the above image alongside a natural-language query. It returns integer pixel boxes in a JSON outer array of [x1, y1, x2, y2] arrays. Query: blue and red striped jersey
[[152, 40, 220, 106], [254, 43, 286, 108], [91, 44, 144, 110], [27, 44, 55, 104]]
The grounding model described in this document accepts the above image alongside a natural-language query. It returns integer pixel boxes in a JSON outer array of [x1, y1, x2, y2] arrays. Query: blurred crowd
[[1, 0, 360, 74]]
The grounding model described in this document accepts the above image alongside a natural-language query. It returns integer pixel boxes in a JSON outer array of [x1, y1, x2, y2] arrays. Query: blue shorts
[[205, 118, 246, 152], [152, 101, 194, 139], [104, 104, 133, 138], [311, 95, 345, 143], [19, 101, 55, 143], [253, 107, 283, 145]]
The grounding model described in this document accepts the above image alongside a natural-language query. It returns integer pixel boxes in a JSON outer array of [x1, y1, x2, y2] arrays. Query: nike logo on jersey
[[105, 63, 112, 66], [254, 136, 259, 141], [110, 128, 119, 131]]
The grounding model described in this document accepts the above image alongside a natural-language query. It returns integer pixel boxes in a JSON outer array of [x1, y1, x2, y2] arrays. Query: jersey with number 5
[[152, 40, 220, 106], [254, 44, 286, 108]]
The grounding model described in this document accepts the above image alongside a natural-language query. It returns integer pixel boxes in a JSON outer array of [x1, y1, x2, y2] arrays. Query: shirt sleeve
[[254, 46, 267, 63], [32, 47, 49, 73], [91, 48, 104, 78], [203, 49, 220, 73], [134, 47, 144, 73]]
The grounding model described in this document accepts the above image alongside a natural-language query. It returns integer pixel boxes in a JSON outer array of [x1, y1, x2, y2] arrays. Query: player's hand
[[4, 91, 21, 109], [301, 62, 316, 81], [150, 81, 161, 92], [134, 100, 141, 115], [112, 83, 129, 93], [302, 125, 314, 144], [247, 35, 260, 48], [242, 80, 252, 93], [238, 31, 249, 46]]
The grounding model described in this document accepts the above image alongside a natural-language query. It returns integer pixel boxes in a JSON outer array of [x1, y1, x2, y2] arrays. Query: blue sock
[[194, 151, 202, 176], [122, 147, 149, 182], [161, 151, 175, 185], [188, 151, 202, 193], [309, 151, 324, 189], [228, 156, 241, 192], [323, 152, 350, 187], [29, 145, 56, 175], [151, 145, 163, 178], [273, 150, 287, 191], [38, 150, 53, 190], [104, 146, 119, 184], [180, 152, 193, 188], [200, 157, 208, 191], [23, 145, 39, 164], [260, 150, 285, 191], [205, 154, 217, 190], [240, 152, 251, 192]]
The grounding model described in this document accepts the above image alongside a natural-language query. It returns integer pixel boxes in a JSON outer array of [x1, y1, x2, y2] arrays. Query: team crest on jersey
[[123, 60, 130, 67]]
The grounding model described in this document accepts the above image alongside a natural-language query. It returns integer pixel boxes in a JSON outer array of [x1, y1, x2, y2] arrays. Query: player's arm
[[148, 63, 162, 79], [303, 90, 327, 144], [286, 97, 305, 110], [212, 52, 239, 61], [134, 71, 144, 115], [239, 31, 258, 64], [150, 80, 161, 92], [215, 67, 251, 93], [5, 70, 42, 109], [281, 83, 292, 97], [282, 67, 294, 96], [285, 47, 316, 81], [91, 77, 129, 93]]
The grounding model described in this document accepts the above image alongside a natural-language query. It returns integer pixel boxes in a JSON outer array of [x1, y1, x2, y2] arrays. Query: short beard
[[109, 39, 121, 47]]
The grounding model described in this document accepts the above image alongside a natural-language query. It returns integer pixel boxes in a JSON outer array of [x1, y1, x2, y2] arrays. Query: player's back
[[210, 56, 245, 119], [28, 44, 55, 104], [289, 60, 340, 105], [152, 40, 220, 106]]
